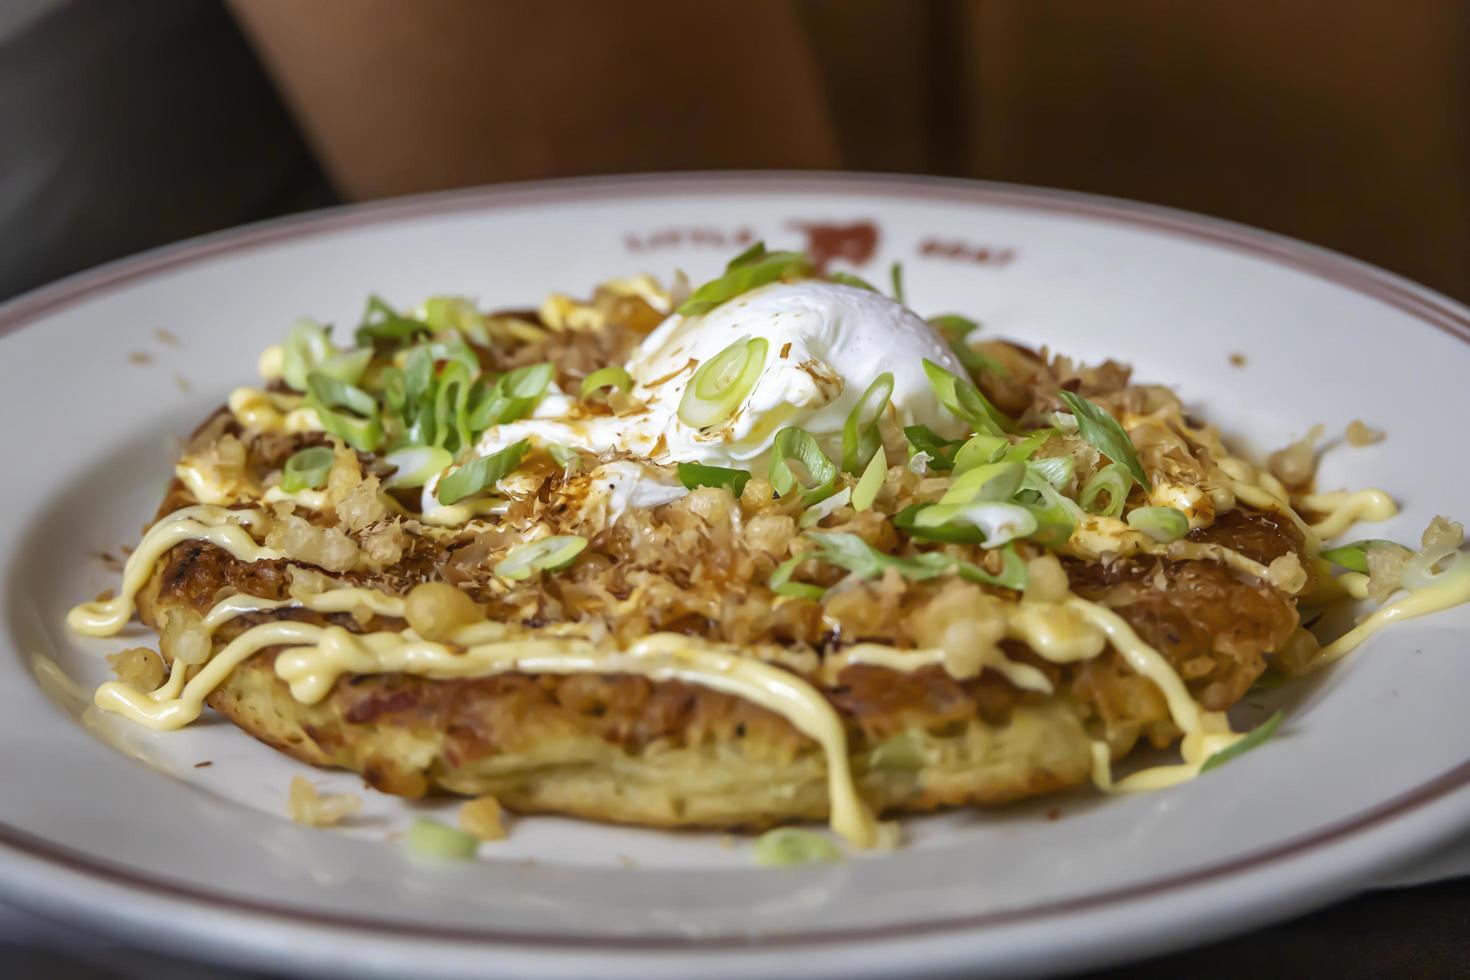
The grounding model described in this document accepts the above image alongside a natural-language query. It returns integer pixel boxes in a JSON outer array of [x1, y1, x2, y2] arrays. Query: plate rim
[[2, 170, 1468, 964]]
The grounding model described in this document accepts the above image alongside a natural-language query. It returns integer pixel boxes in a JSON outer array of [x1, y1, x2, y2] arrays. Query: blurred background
[[1, 0, 1466, 305]]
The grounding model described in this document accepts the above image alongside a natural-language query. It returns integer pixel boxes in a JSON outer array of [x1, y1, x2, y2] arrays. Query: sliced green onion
[[1200, 711, 1284, 772], [893, 503, 987, 544], [1003, 428, 1056, 462], [281, 446, 334, 493], [1055, 391, 1151, 491], [306, 372, 383, 453], [579, 365, 633, 400], [852, 449, 887, 512], [930, 315, 1011, 379], [494, 535, 588, 581], [282, 319, 336, 392], [677, 243, 813, 316], [1079, 463, 1133, 517], [436, 439, 530, 505], [677, 335, 768, 429], [753, 827, 842, 867], [420, 334, 481, 376], [677, 461, 751, 497], [1015, 472, 1083, 548], [1319, 539, 1403, 574], [725, 241, 767, 268], [803, 531, 950, 582], [800, 486, 851, 529], [356, 295, 431, 347], [904, 424, 964, 471], [406, 818, 479, 860], [382, 445, 452, 489], [889, 261, 905, 304], [952, 433, 1009, 474], [419, 296, 491, 347], [1026, 456, 1076, 492], [842, 373, 894, 473], [939, 460, 1026, 506], [911, 501, 1038, 547], [827, 271, 876, 291], [923, 359, 1012, 436], [500, 362, 554, 400], [547, 443, 581, 471], [1127, 506, 1189, 543], [316, 348, 373, 388], [768, 555, 826, 599], [769, 427, 839, 504], [953, 543, 1029, 591], [432, 360, 476, 453]]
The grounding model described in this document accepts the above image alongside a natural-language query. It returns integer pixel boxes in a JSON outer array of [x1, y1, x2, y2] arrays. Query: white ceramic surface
[[1, 173, 1467, 979]]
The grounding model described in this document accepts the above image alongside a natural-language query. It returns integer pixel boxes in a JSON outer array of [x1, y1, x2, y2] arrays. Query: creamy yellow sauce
[[228, 387, 322, 434], [1297, 489, 1398, 540], [1310, 563, 1470, 670], [68, 507, 278, 636]]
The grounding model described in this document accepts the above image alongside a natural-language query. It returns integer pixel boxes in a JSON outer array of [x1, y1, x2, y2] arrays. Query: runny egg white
[[423, 280, 968, 522]]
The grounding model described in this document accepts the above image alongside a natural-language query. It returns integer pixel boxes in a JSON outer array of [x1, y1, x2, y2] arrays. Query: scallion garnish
[[904, 425, 964, 471], [281, 319, 335, 392], [677, 243, 813, 316], [799, 487, 852, 529], [406, 819, 479, 860], [938, 460, 1026, 506], [889, 262, 905, 305], [356, 295, 431, 347], [1319, 539, 1402, 574], [827, 271, 876, 291], [500, 362, 554, 400], [435, 439, 530, 505], [922, 359, 1012, 436], [579, 365, 633, 400], [419, 296, 491, 347], [281, 446, 334, 493], [315, 348, 373, 388], [841, 373, 894, 473], [1055, 391, 1151, 491], [305, 372, 383, 453], [494, 535, 588, 581], [951, 433, 1008, 474], [1002, 428, 1056, 462], [910, 501, 1038, 547], [382, 445, 453, 489], [431, 360, 476, 453], [768, 555, 827, 599], [1013, 472, 1083, 548], [1025, 456, 1076, 492], [851, 449, 888, 512], [892, 503, 987, 544], [1079, 463, 1133, 517], [677, 461, 751, 498], [769, 427, 839, 505], [752, 827, 842, 867], [547, 443, 581, 471], [1200, 711, 1284, 772], [795, 530, 1028, 592], [1126, 506, 1189, 543], [677, 336, 768, 429], [930, 315, 1011, 379]]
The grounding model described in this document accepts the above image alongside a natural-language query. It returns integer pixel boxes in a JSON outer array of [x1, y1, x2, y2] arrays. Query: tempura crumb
[[107, 646, 165, 692], [288, 775, 362, 827], [1228, 353, 1247, 368], [458, 795, 508, 841], [1345, 420, 1384, 447]]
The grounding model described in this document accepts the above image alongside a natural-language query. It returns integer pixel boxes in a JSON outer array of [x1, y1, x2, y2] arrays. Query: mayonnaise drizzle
[[1297, 489, 1398, 540], [68, 507, 278, 636], [1309, 558, 1470, 670]]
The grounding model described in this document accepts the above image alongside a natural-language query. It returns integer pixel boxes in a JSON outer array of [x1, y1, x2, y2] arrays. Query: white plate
[[1, 173, 1467, 979]]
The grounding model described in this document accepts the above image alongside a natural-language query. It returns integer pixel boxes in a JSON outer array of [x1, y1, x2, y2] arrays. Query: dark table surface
[[3, 876, 1468, 979]]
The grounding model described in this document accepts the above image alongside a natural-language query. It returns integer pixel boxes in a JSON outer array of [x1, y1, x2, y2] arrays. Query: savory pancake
[[70, 249, 1470, 849]]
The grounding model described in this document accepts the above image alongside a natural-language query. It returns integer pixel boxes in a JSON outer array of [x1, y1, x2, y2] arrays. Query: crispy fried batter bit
[[459, 795, 508, 841], [287, 776, 362, 828]]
